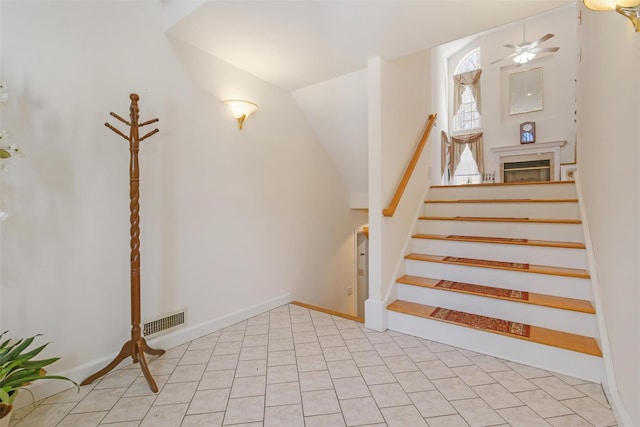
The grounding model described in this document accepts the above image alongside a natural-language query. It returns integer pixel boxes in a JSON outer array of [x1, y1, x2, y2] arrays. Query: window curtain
[[453, 69, 482, 116], [441, 131, 451, 180], [450, 132, 484, 177]]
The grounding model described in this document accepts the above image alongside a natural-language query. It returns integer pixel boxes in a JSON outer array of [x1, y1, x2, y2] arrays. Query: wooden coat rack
[[82, 93, 165, 392]]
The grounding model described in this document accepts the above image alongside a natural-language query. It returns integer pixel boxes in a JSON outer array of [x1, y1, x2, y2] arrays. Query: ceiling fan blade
[[490, 52, 519, 65], [529, 33, 554, 49], [529, 47, 560, 53]]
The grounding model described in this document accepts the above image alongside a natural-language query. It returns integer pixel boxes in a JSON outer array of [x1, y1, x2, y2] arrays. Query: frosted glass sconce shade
[[224, 100, 259, 129]]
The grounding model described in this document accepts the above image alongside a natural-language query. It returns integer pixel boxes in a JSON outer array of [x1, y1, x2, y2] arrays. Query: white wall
[[366, 51, 432, 330], [436, 4, 577, 179], [577, 4, 639, 426], [0, 0, 365, 393]]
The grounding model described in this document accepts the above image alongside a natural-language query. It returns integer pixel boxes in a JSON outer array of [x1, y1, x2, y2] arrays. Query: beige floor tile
[[244, 324, 268, 336], [235, 359, 267, 377], [22, 403, 94, 427], [332, 376, 371, 400], [420, 340, 456, 353], [139, 403, 189, 427], [432, 377, 478, 400], [305, 413, 347, 427], [360, 365, 397, 385], [499, 406, 554, 426], [339, 397, 385, 426], [186, 389, 230, 415], [44, 383, 95, 404], [188, 336, 218, 351], [562, 397, 618, 427], [101, 396, 156, 424], [266, 364, 299, 384], [238, 345, 267, 361], [241, 334, 268, 348], [301, 389, 340, 416], [515, 389, 574, 418], [451, 397, 506, 427], [292, 322, 316, 333], [416, 360, 456, 380], [181, 412, 224, 427], [436, 350, 473, 368], [206, 354, 238, 371], [351, 350, 384, 367], [71, 388, 127, 414], [373, 342, 404, 357], [314, 325, 341, 337], [167, 364, 206, 383], [403, 345, 438, 362], [197, 369, 235, 390], [327, 360, 360, 379], [57, 410, 107, 426], [212, 341, 242, 356], [369, 383, 412, 408], [223, 395, 265, 424], [154, 381, 198, 405], [344, 338, 375, 352], [468, 354, 511, 373], [505, 361, 552, 379], [264, 404, 304, 427], [293, 331, 319, 344], [383, 355, 419, 373], [546, 414, 594, 426], [425, 414, 472, 427], [230, 375, 266, 398], [392, 335, 423, 348], [473, 383, 524, 409], [268, 337, 294, 352], [574, 383, 611, 408], [409, 390, 458, 418], [94, 369, 141, 390], [297, 354, 327, 372], [380, 405, 428, 427], [295, 342, 323, 356], [364, 331, 395, 344], [394, 371, 435, 393], [161, 344, 188, 359], [180, 349, 213, 365], [490, 370, 539, 392], [451, 365, 496, 386], [267, 350, 296, 366], [322, 346, 352, 362], [339, 328, 366, 340], [218, 331, 245, 343], [265, 382, 302, 406], [531, 377, 586, 400], [299, 370, 333, 392], [269, 328, 293, 340]]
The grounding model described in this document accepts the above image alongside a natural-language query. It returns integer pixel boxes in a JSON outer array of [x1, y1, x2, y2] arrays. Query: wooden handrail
[[383, 113, 437, 217]]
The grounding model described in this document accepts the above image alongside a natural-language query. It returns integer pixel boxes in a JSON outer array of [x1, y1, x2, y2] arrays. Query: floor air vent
[[143, 310, 186, 337]]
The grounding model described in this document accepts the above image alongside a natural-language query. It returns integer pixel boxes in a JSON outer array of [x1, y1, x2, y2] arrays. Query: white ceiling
[[166, 0, 574, 92]]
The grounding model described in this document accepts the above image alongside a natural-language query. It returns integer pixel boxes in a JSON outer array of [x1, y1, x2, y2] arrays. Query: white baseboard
[[13, 293, 292, 410]]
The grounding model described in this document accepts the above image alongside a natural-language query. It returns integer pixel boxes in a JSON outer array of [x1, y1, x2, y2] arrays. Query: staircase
[[386, 181, 604, 382]]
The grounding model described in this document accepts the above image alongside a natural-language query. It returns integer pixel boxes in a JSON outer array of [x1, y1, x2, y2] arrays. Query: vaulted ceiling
[[165, 0, 574, 199]]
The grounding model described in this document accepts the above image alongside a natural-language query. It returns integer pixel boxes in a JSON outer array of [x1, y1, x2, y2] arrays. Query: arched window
[[453, 49, 481, 132]]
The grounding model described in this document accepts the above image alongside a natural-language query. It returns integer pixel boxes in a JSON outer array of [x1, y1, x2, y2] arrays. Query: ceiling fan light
[[513, 51, 536, 64]]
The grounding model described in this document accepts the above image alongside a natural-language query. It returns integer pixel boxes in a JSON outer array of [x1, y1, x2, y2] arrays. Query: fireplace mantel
[[490, 140, 566, 182]]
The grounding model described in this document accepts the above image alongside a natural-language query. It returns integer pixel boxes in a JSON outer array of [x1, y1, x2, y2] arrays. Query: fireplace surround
[[490, 140, 566, 183]]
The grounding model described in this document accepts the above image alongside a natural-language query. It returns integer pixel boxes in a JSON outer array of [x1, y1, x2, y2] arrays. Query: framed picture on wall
[[520, 121, 535, 144]]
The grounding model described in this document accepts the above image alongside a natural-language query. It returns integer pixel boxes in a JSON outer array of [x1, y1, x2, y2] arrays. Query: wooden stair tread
[[426, 198, 578, 204], [405, 253, 590, 279], [396, 275, 595, 314], [419, 216, 581, 224], [413, 233, 585, 249], [387, 300, 602, 357], [431, 181, 575, 189]]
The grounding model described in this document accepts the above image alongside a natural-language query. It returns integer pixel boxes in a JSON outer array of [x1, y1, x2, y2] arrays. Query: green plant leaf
[[0, 149, 10, 159]]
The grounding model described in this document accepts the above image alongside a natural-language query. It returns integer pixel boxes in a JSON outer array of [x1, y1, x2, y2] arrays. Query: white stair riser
[[411, 239, 587, 270], [405, 260, 591, 300], [418, 220, 584, 243], [387, 311, 603, 383], [397, 284, 596, 337], [423, 202, 580, 220], [430, 184, 577, 200]]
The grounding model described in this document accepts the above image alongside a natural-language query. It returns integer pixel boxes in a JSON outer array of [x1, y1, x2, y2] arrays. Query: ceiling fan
[[491, 20, 559, 65]]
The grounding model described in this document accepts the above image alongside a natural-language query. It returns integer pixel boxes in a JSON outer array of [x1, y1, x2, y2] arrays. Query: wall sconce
[[583, 0, 640, 32], [224, 100, 259, 130]]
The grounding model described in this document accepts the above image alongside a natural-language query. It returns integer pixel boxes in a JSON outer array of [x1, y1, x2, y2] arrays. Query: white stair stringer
[[387, 310, 603, 383]]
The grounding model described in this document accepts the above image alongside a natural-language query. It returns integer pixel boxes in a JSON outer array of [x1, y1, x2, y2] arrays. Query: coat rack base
[[81, 337, 165, 392]]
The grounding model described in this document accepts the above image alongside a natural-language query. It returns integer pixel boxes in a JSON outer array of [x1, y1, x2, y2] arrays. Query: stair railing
[[383, 113, 437, 217]]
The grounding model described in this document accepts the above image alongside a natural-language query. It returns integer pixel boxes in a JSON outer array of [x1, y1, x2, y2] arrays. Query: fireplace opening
[[503, 159, 551, 183]]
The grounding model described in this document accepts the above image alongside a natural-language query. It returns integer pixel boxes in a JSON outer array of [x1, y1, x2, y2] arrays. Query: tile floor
[[11, 304, 618, 426]]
